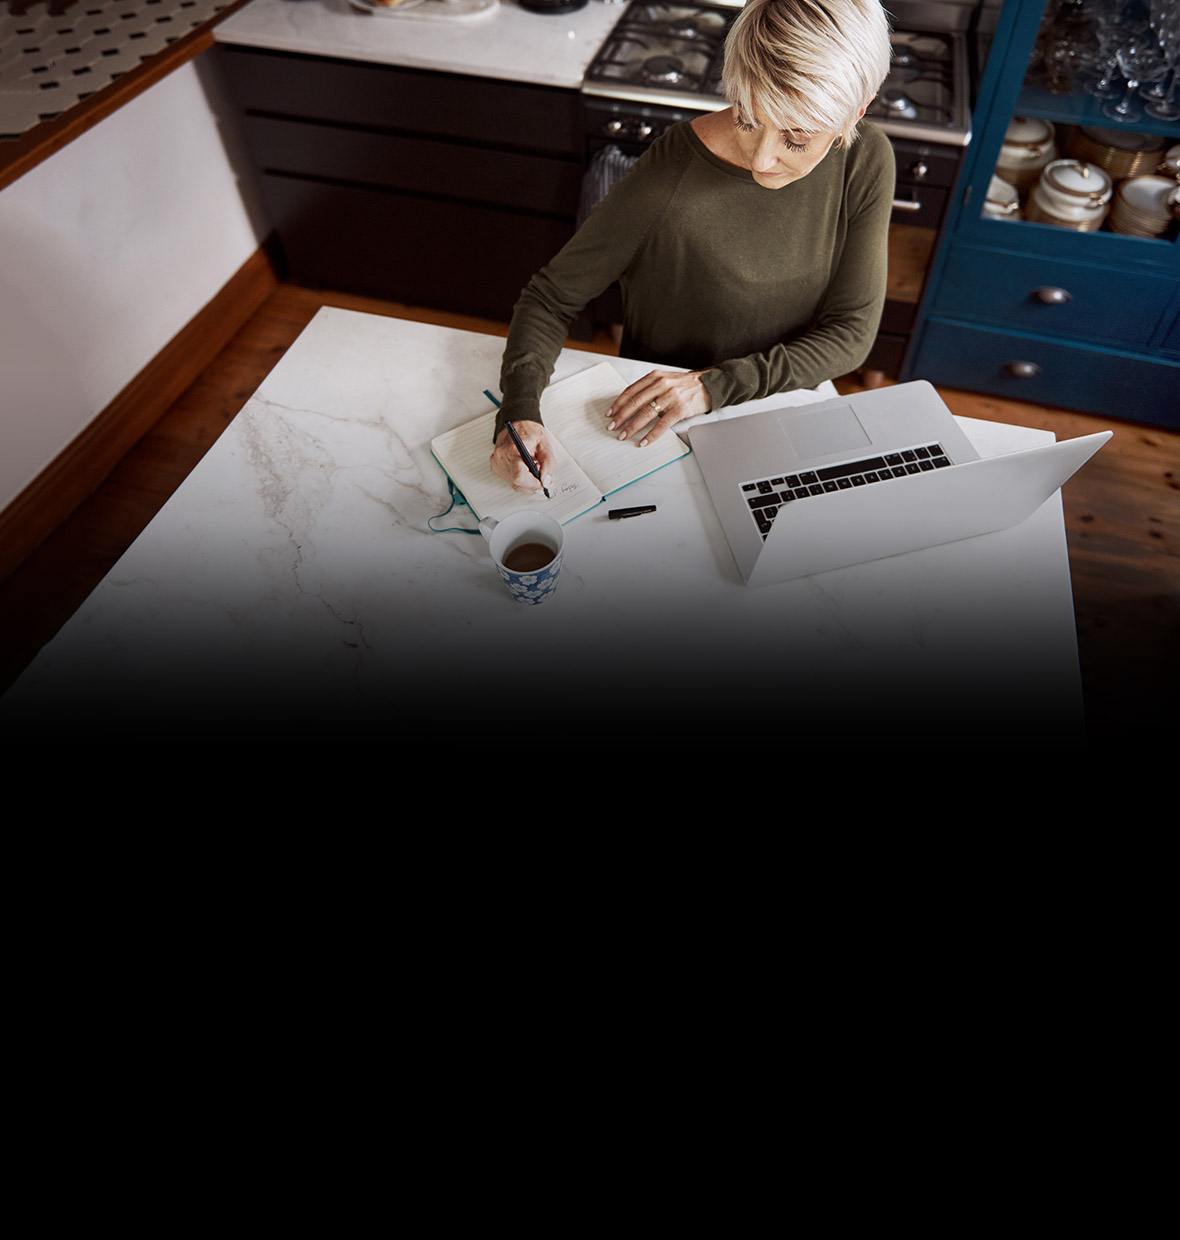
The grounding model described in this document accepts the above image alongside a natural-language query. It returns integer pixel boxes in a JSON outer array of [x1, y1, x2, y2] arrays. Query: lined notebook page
[[430, 407, 599, 525], [430, 363, 692, 525], [543, 363, 691, 495]]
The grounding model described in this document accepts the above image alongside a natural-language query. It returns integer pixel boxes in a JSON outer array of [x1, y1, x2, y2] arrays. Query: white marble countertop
[[0, 308, 1085, 744], [213, 0, 628, 89]]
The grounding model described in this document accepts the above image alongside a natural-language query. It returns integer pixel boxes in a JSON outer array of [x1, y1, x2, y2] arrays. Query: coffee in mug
[[479, 511, 565, 605], [502, 542, 558, 572]]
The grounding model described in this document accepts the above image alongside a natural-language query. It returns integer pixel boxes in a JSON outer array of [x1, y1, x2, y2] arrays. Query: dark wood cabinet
[[217, 45, 585, 320]]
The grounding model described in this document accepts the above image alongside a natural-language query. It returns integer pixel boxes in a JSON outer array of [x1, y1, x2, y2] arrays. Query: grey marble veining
[[0, 309, 1085, 742]]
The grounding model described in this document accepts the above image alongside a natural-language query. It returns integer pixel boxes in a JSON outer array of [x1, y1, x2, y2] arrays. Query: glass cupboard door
[[967, 0, 1179, 258]]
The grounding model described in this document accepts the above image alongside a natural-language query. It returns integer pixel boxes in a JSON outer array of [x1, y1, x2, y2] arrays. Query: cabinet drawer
[[889, 184, 947, 230], [219, 47, 582, 157], [863, 332, 907, 377], [259, 176, 575, 321], [932, 244, 1176, 350], [911, 318, 1180, 427], [1161, 302, 1180, 356], [243, 116, 582, 217]]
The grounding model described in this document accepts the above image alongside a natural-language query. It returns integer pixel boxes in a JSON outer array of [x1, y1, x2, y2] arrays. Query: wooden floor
[[1, 281, 1177, 738]]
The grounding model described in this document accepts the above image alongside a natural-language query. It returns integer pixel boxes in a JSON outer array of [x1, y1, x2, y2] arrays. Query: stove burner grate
[[644, 54, 688, 86], [582, 3, 971, 147]]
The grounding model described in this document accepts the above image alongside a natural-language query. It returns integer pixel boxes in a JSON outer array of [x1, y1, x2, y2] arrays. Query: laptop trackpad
[[778, 403, 871, 461]]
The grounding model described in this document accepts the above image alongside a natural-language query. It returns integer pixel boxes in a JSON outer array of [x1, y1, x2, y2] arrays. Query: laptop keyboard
[[742, 443, 954, 539]]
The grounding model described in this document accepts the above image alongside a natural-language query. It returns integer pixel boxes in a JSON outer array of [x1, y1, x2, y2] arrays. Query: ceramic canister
[[995, 116, 1057, 195], [1026, 159, 1112, 231], [982, 174, 1022, 220]]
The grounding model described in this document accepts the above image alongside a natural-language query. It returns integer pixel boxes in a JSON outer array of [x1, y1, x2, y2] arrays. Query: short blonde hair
[[722, 0, 892, 147]]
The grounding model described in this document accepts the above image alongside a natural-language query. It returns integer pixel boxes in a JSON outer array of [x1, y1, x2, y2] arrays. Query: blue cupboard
[[903, 0, 1180, 427]]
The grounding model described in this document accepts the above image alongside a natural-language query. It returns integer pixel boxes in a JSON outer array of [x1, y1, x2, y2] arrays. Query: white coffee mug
[[479, 511, 564, 605]]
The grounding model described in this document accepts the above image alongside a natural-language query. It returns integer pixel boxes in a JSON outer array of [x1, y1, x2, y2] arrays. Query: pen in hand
[[505, 420, 551, 500]]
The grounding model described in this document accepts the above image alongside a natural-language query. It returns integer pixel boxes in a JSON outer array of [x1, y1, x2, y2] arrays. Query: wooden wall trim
[[0, 243, 279, 586]]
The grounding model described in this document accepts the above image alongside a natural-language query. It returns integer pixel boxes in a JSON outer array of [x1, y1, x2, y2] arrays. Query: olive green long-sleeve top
[[495, 119, 895, 438]]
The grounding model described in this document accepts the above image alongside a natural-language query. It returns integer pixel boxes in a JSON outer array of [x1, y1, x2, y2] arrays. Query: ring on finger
[[649, 400, 662, 414]]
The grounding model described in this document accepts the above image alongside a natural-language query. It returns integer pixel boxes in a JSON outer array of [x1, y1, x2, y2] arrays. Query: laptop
[[687, 380, 1111, 587]]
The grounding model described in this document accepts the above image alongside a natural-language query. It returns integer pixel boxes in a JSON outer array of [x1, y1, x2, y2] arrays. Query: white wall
[[0, 53, 268, 512]]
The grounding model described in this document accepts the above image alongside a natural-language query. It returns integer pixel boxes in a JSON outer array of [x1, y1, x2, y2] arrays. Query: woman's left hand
[[607, 369, 712, 446]]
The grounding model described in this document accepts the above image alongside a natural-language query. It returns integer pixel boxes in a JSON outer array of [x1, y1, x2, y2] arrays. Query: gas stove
[[583, 0, 972, 148], [867, 28, 972, 147], [582, 2, 735, 112]]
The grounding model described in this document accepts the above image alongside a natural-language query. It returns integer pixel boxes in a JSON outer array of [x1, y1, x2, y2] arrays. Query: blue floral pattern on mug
[[497, 552, 563, 605]]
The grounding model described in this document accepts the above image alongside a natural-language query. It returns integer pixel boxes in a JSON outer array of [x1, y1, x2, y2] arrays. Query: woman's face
[[730, 106, 839, 188]]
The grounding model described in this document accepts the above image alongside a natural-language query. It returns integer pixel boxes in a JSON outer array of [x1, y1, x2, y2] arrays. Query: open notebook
[[430, 362, 691, 525]]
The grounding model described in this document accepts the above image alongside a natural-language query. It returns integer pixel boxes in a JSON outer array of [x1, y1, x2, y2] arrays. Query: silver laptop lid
[[691, 381, 980, 581], [746, 431, 1111, 587], [688, 382, 1110, 585]]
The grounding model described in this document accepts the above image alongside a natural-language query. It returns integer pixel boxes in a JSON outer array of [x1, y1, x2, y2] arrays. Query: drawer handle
[[891, 198, 923, 212], [1005, 361, 1043, 378], [1033, 286, 1073, 305]]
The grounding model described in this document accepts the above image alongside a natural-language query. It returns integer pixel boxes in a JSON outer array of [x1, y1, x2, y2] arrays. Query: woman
[[490, 0, 895, 493]]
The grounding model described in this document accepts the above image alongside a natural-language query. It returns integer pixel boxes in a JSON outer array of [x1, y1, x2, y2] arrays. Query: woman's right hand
[[490, 421, 556, 494]]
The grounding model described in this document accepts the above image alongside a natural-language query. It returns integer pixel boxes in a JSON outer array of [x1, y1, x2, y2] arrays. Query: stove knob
[[605, 117, 625, 136], [910, 160, 929, 181], [635, 122, 653, 140]]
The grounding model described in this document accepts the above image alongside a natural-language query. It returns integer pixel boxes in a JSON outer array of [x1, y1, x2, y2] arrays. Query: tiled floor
[[0, 0, 232, 138]]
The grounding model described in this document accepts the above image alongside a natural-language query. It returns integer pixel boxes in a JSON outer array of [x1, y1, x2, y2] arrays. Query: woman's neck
[[691, 108, 748, 171]]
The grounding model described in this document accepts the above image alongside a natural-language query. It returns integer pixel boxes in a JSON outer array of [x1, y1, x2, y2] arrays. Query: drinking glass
[[1141, 0, 1180, 120], [1042, 33, 1097, 92], [1103, 33, 1169, 119], [1088, 9, 1142, 97], [1030, 0, 1094, 91]]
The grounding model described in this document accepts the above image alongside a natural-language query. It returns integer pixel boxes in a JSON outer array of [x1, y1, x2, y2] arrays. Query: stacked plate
[[1066, 127, 1167, 179], [1109, 175, 1178, 237]]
